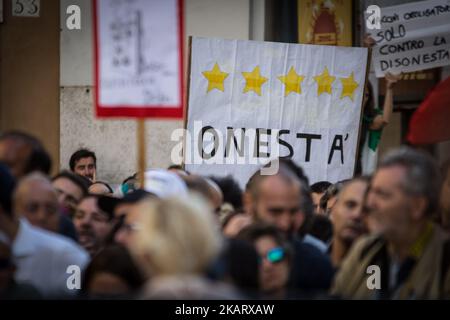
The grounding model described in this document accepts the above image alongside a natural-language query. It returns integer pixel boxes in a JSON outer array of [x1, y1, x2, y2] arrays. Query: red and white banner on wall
[[93, 0, 184, 118]]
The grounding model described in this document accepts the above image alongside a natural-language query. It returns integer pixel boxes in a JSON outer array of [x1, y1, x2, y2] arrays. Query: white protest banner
[[365, 0, 450, 78], [93, 0, 184, 118], [183, 37, 369, 187]]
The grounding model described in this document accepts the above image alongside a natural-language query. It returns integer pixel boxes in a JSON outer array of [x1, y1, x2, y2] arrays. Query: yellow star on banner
[[313, 67, 336, 96], [202, 63, 229, 93], [340, 72, 359, 101], [278, 67, 305, 96], [242, 66, 268, 96]]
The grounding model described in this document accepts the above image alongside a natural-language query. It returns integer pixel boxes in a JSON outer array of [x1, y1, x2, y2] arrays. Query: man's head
[[330, 177, 369, 246], [52, 171, 88, 217], [0, 241, 16, 292], [310, 181, 332, 215], [69, 149, 97, 181], [73, 195, 113, 256], [0, 131, 51, 178], [367, 147, 440, 242], [244, 160, 311, 237], [13, 173, 59, 232]]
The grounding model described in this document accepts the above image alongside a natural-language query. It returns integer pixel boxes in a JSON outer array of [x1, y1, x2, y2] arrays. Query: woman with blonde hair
[[127, 195, 239, 299]]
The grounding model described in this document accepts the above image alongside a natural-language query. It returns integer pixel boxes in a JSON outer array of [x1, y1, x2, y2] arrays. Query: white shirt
[[12, 219, 89, 298]]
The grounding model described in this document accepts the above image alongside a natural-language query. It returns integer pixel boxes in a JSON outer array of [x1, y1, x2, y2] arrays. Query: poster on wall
[[298, 0, 353, 46]]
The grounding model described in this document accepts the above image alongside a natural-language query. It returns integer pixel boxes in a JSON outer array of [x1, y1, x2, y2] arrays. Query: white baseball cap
[[144, 169, 188, 198]]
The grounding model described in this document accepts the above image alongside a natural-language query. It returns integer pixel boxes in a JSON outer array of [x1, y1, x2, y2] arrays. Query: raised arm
[[369, 72, 401, 130]]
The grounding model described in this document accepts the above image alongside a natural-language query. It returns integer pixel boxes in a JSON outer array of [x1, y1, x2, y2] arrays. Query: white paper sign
[[184, 37, 369, 187], [366, 0, 450, 77], [95, 0, 183, 117]]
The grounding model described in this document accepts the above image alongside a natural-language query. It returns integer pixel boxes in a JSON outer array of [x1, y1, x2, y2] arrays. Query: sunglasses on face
[[259, 247, 286, 264]]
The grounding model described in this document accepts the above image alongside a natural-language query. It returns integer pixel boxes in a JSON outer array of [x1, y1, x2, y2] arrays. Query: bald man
[[13, 173, 59, 233]]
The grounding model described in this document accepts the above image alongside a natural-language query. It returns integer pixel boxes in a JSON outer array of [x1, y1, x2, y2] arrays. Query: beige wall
[[0, 0, 60, 174]]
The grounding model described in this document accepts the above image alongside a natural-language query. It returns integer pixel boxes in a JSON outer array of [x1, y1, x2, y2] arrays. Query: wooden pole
[[182, 36, 193, 170], [353, 47, 372, 177], [137, 119, 146, 188]]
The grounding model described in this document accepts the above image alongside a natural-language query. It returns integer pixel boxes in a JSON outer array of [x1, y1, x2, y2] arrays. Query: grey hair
[[379, 146, 440, 217]]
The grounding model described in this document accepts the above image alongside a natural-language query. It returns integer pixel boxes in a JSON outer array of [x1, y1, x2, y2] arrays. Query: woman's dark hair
[[356, 81, 377, 175], [209, 175, 243, 211], [222, 239, 260, 297], [81, 244, 145, 297], [310, 181, 332, 194], [363, 81, 376, 119]]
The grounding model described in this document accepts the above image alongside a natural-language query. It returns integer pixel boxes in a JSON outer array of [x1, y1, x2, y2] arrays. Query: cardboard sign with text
[[184, 37, 369, 187], [366, 0, 450, 78]]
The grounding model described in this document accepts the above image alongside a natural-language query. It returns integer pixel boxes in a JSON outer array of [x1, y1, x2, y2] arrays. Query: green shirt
[[363, 108, 383, 152]]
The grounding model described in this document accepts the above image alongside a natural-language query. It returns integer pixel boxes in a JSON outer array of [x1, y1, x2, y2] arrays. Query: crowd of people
[[0, 129, 449, 300]]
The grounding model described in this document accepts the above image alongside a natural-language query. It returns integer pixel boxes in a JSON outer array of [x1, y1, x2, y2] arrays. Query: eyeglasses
[[260, 247, 286, 264]]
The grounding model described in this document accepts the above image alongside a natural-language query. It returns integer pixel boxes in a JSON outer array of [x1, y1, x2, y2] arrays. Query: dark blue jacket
[[288, 237, 335, 296]]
